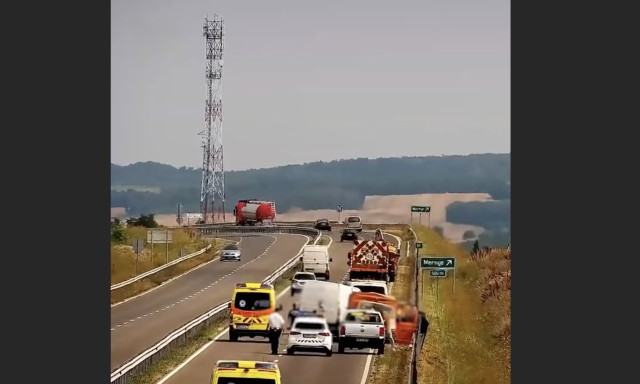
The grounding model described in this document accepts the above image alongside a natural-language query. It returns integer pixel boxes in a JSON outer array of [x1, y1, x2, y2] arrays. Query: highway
[[110, 234, 309, 370], [158, 230, 401, 384]]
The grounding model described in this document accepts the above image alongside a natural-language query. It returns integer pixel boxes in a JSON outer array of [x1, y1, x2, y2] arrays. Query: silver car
[[291, 271, 317, 296], [220, 243, 241, 261]]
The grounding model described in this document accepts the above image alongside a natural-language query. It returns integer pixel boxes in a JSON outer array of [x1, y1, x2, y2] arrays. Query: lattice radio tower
[[199, 14, 225, 223]]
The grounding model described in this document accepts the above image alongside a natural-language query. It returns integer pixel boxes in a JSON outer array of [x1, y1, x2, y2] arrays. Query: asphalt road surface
[[159, 230, 402, 384], [111, 234, 309, 371]]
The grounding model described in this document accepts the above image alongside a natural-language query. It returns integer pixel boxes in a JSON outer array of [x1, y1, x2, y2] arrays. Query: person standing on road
[[267, 304, 285, 355]]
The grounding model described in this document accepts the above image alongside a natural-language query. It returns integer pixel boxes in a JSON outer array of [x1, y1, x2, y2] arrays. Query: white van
[[298, 280, 360, 335], [344, 280, 389, 296], [301, 245, 332, 280], [344, 215, 363, 232]]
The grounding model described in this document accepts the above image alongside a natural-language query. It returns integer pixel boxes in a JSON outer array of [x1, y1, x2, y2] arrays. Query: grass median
[[126, 259, 301, 384], [111, 227, 228, 304]]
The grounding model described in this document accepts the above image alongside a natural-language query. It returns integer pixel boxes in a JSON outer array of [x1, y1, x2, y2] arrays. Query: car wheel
[[326, 349, 332, 357], [378, 344, 385, 355], [338, 342, 345, 353], [286, 348, 294, 355], [290, 290, 295, 297], [229, 329, 238, 342]]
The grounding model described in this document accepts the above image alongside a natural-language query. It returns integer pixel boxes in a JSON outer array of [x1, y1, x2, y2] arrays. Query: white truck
[[338, 308, 386, 355], [301, 244, 332, 280], [298, 280, 360, 335]]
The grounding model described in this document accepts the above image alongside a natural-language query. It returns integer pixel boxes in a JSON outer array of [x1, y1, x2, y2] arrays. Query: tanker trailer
[[233, 199, 276, 226]]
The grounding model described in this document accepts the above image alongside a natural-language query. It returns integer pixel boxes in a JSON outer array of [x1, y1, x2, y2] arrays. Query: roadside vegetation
[[369, 225, 510, 383], [413, 225, 511, 383], [110, 216, 227, 304]]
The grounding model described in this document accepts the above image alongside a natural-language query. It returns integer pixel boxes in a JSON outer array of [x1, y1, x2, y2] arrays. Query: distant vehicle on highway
[[314, 218, 332, 231], [220, 243, 242, 261], [291, 271, 317, 296], [287, 315, 333, 356], [344, 215, 363, 232], [340, 229, 358, 242], [233, 199, 276, 226]]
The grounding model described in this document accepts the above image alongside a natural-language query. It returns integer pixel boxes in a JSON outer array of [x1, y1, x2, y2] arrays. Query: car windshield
[[345, 312, 382, 323], [223, 244, 239, 250], [347, 217, 360, 222], [234, 292, 271, 310], [294, 322, 326, 330], [216, 379, 276, 384], [294, 273, 315, 280], [355, 285, 386, 295]]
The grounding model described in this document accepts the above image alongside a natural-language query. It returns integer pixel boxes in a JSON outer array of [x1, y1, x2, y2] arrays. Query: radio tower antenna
[[199, 14, 225, 224]]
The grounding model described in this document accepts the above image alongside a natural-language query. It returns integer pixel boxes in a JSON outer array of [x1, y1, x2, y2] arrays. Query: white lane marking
[[360, 354, 374, 384], [155, 284, 294, 384], [111, 238, 243, 308], [111, 236, 276, 330]]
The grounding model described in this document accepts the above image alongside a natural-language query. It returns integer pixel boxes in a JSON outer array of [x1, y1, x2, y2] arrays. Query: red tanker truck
[[233, 199, 276, 226]]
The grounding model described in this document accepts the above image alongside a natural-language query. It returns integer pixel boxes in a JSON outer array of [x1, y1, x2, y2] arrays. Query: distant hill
[[111, 153, 510, 216]]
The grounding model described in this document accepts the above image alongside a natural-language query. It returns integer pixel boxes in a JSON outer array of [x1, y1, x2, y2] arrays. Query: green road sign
[[415, 242, 423, 249], [420, 256, 456, 269], [411, 205, 431, 213], [430, 269, 446, 277]]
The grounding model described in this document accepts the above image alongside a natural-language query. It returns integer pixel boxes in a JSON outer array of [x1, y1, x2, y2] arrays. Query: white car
[[286, 315, 333, 356], [291, 272, 317, 296], [220, 243, 241, 261]]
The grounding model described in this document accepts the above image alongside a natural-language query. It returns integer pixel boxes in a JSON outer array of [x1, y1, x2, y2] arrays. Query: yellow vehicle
[[229, 282, 276, 341], [211, 360, 281, 384]]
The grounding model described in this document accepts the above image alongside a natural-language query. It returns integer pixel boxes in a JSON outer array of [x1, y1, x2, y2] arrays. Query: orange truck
[[348, 240, 391, 281], [394, 301, 419, 345], [385, 241, 400, 283], [348, 292, 421, 346]]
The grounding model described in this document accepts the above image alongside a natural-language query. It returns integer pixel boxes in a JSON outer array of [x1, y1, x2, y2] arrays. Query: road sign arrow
[[446, 260, 452, 266]]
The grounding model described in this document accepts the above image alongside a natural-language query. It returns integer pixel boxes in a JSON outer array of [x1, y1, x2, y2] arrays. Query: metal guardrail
[[110, 229, 321, 384], [111, 244, 214, 291], [194, 224, 320, 239]]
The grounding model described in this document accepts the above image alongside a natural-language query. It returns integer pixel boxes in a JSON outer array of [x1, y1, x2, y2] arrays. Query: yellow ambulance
[[229, 282, 276, 341], [211, 360, 281, 384]]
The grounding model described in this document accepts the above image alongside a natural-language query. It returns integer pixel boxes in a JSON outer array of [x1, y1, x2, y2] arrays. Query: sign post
[[420, 256, 456, 296], [410, 205, 431, 228], [166, 229, 170, 263], [336, 204, 343, 223], [133, 238, 144, 275], [415, 241, 423, 296], [177, 203, 183, 228]]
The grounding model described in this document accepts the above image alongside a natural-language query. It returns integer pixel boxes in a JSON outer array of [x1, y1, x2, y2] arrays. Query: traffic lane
[[110, 234, 309, 371], [161, 234, 365, 384], [111, 235, 274, 325], [278, 231, 372, 384]]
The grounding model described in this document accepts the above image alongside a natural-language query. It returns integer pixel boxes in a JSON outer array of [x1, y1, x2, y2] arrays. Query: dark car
[[340, 229, 357, 242], [314, 219, 332, 231]]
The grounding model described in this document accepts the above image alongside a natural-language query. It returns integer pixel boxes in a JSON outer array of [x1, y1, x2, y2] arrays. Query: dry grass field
[[110, 226, 227, 304], [414, 226, 511, 383], [368, 225, 510, 384]]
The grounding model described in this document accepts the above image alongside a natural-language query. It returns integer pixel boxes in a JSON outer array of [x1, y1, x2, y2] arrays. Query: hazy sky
[[112, 0, 510, 171]]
